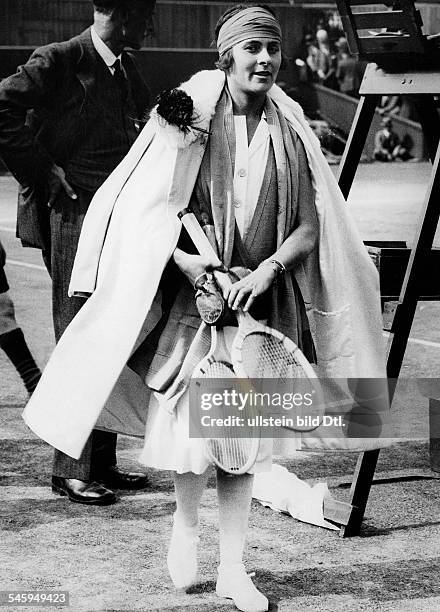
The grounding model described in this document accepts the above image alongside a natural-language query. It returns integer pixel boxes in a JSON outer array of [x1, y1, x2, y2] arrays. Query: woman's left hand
[[225, 265, 277, 312]]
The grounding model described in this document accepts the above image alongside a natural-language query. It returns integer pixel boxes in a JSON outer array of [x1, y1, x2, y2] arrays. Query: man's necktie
[[112, 58, 128, 102]]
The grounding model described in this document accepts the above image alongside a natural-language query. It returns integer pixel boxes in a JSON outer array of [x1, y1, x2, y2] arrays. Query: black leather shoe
[[51, 476, 117, 505], [97, 465, 149, 490]]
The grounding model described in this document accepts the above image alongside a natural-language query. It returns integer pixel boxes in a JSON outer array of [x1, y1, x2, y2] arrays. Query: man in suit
[[0, 0, 155, 505]]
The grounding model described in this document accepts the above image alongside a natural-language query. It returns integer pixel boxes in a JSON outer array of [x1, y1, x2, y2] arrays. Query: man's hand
[[47, 164, 77, 207]]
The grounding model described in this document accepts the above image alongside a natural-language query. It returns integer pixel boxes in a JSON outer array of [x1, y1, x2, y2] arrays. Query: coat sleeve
[[0, 46, 62, 186]]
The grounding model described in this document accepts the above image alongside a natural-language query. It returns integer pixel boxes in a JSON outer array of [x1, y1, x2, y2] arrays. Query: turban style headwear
[[216, 6, 282, 56]]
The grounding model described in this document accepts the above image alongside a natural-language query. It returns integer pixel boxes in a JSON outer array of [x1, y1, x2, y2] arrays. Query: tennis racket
[[191, 325, 260, 474], [179, 209, 324, 431]]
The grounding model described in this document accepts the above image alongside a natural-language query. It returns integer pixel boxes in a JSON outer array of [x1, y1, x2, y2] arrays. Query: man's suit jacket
[[0, 28, 150, 250]]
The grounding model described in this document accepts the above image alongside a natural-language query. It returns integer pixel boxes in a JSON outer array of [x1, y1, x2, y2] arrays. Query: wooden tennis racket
[[179, 208, 324, 432], [191, 325, 260, 474]]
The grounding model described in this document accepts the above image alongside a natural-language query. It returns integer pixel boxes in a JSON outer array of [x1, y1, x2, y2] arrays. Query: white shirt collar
[[233, 111, 269, 152], [91, 26, 120, 70]]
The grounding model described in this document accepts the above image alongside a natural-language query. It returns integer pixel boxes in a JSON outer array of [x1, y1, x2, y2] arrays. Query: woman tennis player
[[141, 7, 317, 609], [24, 4, 387, 611]]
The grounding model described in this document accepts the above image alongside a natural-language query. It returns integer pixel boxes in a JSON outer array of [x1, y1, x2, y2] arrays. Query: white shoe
[[167, 513, 198, 592], [216, 563, 269, 612]]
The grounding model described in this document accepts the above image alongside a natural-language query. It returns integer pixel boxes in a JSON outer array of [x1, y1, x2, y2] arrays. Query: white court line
[[408, 337, 440, 349], [1, 227, 47, 271], [383, 331, 440, 349], [6, 259, 46, 271]]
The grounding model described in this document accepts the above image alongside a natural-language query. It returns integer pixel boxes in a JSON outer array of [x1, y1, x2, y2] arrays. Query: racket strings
[[201, 361, 258, 473], [240, 332, 305, 379], [207, 438, 253, 472]]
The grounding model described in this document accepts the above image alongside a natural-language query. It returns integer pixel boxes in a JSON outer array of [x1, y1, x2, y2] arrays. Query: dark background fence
[[0, 1, 311, 90], [0, 1, 317, 92], [1, 1, 440, 87], [1, 1, 440, 49], [0, 1, 307, 51]]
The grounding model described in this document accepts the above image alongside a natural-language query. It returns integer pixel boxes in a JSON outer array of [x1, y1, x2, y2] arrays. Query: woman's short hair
[[214, 3, 283, 72], [216, 49, 235, 72]]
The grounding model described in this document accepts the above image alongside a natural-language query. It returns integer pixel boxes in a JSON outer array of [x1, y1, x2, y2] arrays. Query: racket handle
[[178, 209, 223, 267], [178, 208, 234, 290], [200, 219, 218, 255]]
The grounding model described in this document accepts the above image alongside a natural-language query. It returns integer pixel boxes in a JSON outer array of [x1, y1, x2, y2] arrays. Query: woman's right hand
[[173, 248, 223, 286]]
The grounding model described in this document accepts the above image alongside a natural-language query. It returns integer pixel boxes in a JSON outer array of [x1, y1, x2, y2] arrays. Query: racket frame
[[191, 322, 260, 474]]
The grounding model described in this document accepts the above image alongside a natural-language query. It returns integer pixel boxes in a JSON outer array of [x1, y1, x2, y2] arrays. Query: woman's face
[[228, 37, 282, 97]]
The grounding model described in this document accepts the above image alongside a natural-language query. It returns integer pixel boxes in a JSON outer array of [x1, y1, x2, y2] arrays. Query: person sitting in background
[[0, 238, 41, 396], [377, 95, 401, 116], [377, 95, 418, 127], [374, 117, 411, 161]]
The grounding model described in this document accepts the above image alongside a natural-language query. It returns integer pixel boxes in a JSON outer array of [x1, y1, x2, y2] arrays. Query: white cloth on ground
[[252, 463, 338, 530]]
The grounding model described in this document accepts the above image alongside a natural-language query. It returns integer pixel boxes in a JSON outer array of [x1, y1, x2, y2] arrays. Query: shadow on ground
[[93, 557, 440, 611], [0, 495, 176, 532], [0, 439, 433, 486]]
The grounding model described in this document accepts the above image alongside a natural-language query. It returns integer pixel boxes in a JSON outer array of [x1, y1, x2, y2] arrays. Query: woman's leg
[[167, 469, 210, 591], [217, 470, 254, 566], [216, 470, 268, 612], [174, 469, 210, 527]]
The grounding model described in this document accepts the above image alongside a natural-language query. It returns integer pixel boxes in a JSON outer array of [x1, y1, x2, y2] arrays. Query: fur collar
[[151, 69, 304, 148], [151, 70, 225, 148]]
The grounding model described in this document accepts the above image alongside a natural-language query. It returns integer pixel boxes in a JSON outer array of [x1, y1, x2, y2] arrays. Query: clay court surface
[[1, 163, 440, 611]]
